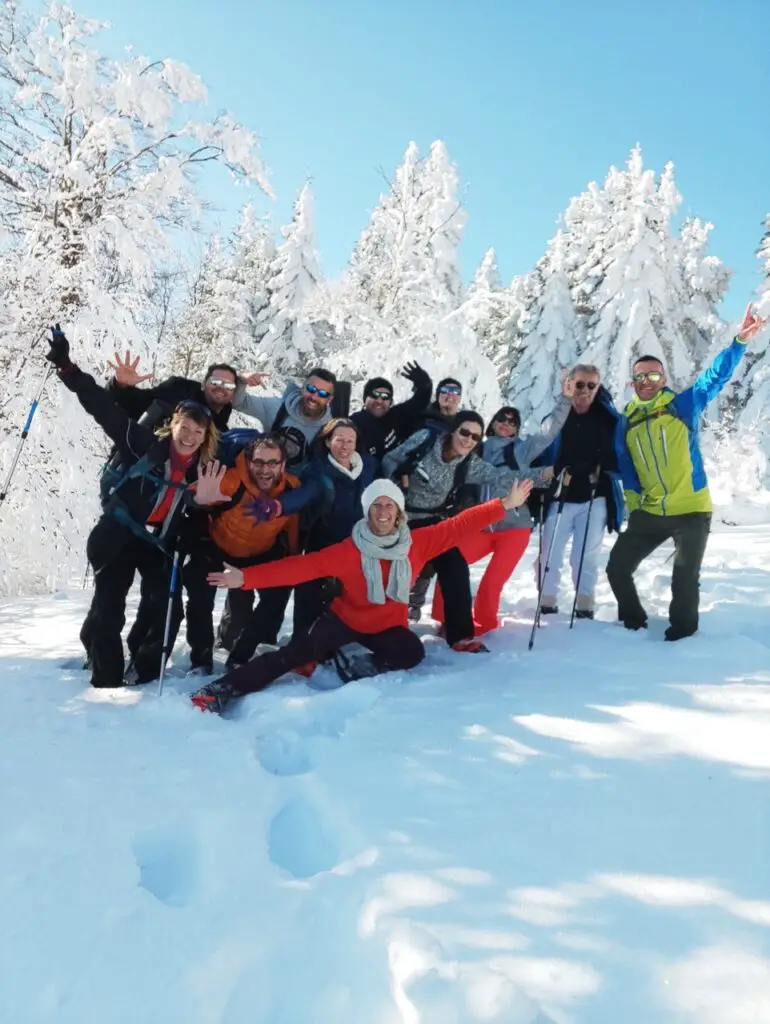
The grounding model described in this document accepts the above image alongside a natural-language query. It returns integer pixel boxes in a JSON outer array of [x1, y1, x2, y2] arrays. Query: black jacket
[[419, 403, 455, 436], [351, 379, 432, 460], [107, 375, 233, 431], [59, 366, 201, 569]]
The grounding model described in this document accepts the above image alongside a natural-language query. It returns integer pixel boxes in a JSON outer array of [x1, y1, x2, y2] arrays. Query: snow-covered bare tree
[[508, 232, 579, 427], [0, 0, 271, 594]]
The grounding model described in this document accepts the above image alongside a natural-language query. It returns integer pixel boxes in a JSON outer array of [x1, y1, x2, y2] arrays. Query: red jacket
[[241, 500, 505, 634]]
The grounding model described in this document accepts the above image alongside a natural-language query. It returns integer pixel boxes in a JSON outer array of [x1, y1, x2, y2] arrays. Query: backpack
[[393, 435, 476, 518]]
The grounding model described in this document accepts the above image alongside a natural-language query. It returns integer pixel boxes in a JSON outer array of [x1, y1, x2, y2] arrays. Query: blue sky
[[78, 0, 768, 322]]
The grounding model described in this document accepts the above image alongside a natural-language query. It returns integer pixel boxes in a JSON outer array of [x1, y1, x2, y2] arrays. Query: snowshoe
[[191, 679, 236, 714], [452, 638, 489, 654]]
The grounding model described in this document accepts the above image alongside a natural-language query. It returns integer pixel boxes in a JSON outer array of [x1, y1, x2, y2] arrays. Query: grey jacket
[[232, 381, 332, 471], [382, 430, 545, 524], [481, 395, 571, 530]]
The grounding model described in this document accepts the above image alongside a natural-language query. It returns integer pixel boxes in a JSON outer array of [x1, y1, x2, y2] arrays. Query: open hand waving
[[193, 461, 231, 506], [107, 350, 153, 387]]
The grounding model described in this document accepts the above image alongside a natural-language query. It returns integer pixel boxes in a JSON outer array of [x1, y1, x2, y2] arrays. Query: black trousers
[[606, 510, 712, 633], [222, 611, 425, 696], [184, 541, 291, 668], [86, 536, 174, 687], [410, 517, 473, 645]]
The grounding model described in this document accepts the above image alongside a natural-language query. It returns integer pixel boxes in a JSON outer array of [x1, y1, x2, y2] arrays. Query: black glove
[[45, 323, 72, 370], [401, 361, 431, 392]]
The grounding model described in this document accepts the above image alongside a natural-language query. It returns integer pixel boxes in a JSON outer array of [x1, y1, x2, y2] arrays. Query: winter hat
[[360, 478, 406, 516], [448, 409, 485, 435], [436, 377, 462, 399], [363, 377, 394, 400]]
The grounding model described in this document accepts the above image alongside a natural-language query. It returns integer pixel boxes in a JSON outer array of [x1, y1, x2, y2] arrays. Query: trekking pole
[[0, 364, 54, 509], [157, 548, 181, 696], [569, 466, 601, 629], [537, 491, 545, 567], [529, 470, 570, 651]]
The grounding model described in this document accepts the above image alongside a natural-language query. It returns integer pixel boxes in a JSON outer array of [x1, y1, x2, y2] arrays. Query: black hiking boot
[[191, 679, 236, 714]]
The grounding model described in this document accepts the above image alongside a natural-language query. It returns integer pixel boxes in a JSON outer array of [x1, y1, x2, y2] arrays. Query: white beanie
[[360, 478, 406, 516]]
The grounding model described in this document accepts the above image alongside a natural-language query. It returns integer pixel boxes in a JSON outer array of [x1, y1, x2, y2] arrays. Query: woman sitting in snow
[[190, 477, 533, 713], [45, 326, 225, 689]]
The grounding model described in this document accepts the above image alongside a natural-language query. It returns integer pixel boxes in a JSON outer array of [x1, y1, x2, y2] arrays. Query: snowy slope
[[1, 523, 769, 1024]]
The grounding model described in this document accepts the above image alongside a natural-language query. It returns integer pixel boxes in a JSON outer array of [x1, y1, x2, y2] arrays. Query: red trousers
[[432, 527, 531, 635]]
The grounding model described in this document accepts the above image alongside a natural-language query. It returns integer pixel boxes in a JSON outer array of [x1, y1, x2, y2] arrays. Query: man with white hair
[[535, 363, 623, 619], [191, 476, 533, 713]]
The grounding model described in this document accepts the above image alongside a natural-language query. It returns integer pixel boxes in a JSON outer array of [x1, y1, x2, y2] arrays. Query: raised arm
[[391, 363, 433, 429], [231, 381, 288, 427], [516, 395, 572, 467], [235, 541, 349, 592]]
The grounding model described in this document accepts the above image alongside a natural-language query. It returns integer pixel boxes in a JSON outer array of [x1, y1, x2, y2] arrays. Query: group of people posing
[[44, 303, 765, 713]]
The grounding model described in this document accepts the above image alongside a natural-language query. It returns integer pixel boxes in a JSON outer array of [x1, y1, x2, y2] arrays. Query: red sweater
[[241, 500, 506, 634]]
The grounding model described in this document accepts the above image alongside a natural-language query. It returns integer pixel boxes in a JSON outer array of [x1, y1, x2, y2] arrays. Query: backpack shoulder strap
[[271, 402, 289, 431]]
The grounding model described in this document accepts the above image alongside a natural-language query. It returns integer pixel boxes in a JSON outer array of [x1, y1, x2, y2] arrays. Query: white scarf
[[351, 519, 412, 605], [329, 451, 364, 480]]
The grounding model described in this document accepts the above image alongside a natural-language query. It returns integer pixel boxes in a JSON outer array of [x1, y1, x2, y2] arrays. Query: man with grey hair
[[533, 363, 623, 618]]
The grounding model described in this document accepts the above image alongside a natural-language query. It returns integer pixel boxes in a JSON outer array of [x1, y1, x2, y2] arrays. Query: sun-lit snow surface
[[1, 521, 769, 1023]]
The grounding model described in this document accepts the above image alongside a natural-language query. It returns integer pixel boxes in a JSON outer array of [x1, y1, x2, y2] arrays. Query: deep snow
[[1, 522, 769, 1023]]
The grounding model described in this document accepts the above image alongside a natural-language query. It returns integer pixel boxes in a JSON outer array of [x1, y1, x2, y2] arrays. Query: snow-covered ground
[[1, 522, 769, 1024]]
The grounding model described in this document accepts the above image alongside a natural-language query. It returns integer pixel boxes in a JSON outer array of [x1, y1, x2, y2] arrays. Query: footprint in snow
[[267, 796, 340, 879], [133, 822, 200, 908]]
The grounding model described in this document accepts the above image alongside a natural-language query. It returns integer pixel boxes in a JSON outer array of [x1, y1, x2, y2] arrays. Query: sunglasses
[[369, 390, 393, 401], [457, 427, 482, 442], [574, 381, 598, 392], [497, 414, 519, 425], [250, 457, 283, 469], [175, 400, 212, 419], [439, 386, 462, 396], [633, 371, 664, 384], [305, 383, 333, 399], [208, 377, 237, 391]]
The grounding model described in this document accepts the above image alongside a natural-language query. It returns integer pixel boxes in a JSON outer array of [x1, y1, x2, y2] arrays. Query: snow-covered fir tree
[[734, 217, 770, 456], [325, 142, 500, 415], [0, 1, 270, 594], [508, 232, 579, 427], [253, 184, 324, 388], [677, 216, 731, 371]]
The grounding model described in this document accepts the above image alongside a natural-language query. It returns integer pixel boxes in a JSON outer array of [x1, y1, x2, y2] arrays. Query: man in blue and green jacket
[[607, 305, 765, 641]]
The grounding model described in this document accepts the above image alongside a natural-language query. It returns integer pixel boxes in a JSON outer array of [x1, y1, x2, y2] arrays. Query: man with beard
[[182, 434, 301, 674], [351, 362, 432, 458]]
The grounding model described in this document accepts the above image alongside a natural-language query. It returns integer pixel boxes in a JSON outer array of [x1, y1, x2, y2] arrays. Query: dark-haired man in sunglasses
[[351, 362, 433, 459], [607, 304, 765, 641], [535, 363, 623, 619], [105, 350, 241, 431], [232, 367, 338, 471]]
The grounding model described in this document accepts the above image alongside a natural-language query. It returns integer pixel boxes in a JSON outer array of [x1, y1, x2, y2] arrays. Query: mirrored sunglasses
[[633, 371, 664, 384], [305, 383, 333, 399], [457, 427, 482, 442], [574, 381, 598, 392], [370, 390, 393, 401], [208, 377, 237, 391], [439, 385, 462, 396]]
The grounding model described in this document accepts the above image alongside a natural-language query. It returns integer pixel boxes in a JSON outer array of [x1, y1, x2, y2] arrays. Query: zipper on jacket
[[644, 417, 668, 514]]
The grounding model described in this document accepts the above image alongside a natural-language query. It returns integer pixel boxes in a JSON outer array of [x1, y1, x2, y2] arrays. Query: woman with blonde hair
[[46, 326, 225, 688]]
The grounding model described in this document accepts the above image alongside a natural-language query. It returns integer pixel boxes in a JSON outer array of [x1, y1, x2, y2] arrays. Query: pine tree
[[328, 142, 500, 415], [255, 184, 323, 387], [735, 217, 770, 446], [677, 217, 731, 371], [581, 149, 692, 402], [508, 233, 579, 427]]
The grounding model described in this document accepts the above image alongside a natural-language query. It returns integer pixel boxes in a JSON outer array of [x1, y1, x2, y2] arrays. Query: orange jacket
[[241, 500, 505, 634], [207, 452, 300, 559]]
